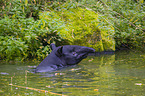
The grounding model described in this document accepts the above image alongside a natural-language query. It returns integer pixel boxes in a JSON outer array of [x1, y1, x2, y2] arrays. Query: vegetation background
[[0, 0, 144, 61]]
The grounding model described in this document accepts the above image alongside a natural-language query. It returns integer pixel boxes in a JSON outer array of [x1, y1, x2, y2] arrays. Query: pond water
[[0, 50, 145, 96]]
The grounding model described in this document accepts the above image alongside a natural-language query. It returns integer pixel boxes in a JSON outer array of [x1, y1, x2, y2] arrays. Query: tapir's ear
[[50, 43, 56, 50], [55, 46, 63, 57]]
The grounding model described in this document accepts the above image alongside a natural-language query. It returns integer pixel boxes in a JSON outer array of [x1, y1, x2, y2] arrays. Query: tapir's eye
[[72, 52, 77, 55]]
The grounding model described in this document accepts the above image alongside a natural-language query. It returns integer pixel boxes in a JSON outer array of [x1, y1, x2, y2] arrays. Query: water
[[0, 50, 145, 96]]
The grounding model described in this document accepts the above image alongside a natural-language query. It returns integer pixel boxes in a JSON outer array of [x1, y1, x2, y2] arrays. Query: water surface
[[0, 50, 145, 96]]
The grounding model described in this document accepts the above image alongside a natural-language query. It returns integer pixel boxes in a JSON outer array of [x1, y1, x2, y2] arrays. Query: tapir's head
[[54, 45, 95, 65]]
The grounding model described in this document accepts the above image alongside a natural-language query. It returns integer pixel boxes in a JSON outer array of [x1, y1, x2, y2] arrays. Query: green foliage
[[0, 36, 28, 61], [0, 1, 68, 61], [0, 0, 144, 61], [0, 16, 42, 61], [0, 12, 69, 60], [77, 0, 145, 50], [111, 1, 145, 50], [38, 11, 68, 38]]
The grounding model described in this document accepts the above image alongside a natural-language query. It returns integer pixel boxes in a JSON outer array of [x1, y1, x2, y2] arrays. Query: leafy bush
[[0, 1, 68, 61], [77, 0, 145, 50], [0, 36, 28, 61]]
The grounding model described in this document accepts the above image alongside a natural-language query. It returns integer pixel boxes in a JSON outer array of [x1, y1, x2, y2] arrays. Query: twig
[[9, 84, 67, 96]]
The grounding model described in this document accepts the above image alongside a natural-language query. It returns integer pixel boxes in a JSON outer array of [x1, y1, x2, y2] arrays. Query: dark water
[[0, 50, 145, 96]]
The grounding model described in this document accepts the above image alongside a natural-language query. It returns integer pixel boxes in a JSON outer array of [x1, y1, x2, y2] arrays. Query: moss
[[57, 7, 115, 51]]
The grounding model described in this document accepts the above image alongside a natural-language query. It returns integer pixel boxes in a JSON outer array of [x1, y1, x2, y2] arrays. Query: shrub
[[78, 0, 145, 50]]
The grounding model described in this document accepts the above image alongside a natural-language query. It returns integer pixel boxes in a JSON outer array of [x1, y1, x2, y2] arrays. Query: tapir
[[35, 43, 95, 72]]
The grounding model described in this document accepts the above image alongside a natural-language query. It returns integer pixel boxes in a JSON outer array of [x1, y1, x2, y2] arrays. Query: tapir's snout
[[79, 47, 95, 53], [87, 47, 95, 53], [75, 46, 95, 60]]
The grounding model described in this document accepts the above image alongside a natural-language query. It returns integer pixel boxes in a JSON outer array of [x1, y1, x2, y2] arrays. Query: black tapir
[[35, 43, 95, 72]]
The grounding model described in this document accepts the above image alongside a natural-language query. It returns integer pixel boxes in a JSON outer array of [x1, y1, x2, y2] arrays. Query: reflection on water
[[0, 51, 145, 96]]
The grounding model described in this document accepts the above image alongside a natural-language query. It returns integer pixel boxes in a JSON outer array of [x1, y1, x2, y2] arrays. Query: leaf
[[25, 0, 28, 6]]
